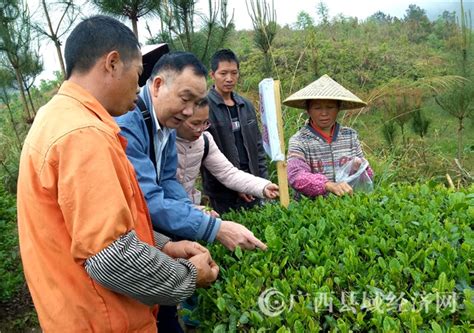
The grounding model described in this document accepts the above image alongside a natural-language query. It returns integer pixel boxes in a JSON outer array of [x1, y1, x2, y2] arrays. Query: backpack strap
[[202, 132, 210, 162], [137, 96, 156, 168]]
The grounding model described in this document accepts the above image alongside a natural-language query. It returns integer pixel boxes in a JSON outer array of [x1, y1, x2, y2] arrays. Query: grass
[[0, 189, 39, 331], [345, 103, 473, 185], [350, 103, 473, 161]]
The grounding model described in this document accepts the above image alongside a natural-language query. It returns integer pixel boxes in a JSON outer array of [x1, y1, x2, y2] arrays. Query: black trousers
[[157, 305, 183, 333], [209, 196, 262, 215]]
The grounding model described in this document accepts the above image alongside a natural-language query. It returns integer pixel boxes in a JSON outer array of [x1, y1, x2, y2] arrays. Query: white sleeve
[[202, 133, 270, 198]]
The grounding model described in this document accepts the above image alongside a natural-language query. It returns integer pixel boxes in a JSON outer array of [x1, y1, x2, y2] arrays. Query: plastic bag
[[335, 158, 373, 193], [258, 78, 285, 161]]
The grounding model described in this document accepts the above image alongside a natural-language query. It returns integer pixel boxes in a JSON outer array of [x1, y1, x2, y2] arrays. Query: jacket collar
[[305, 121, 340, 143], [57, 80, 121, 135], [208, 86, 245, 107], [139, 84, 174, 141], [176, 134, 203, 145]]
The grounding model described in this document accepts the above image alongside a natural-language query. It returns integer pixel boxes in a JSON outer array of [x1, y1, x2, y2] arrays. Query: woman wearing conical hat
[[283, 74, 374, 198]]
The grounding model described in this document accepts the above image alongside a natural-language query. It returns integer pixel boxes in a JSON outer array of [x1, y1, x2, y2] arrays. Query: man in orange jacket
[[17, 15, 218, 332]]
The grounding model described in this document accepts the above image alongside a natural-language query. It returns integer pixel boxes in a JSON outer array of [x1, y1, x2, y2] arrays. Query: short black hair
[[197, 96, 209, 108], [149, 51, 207, 82], [65, 15, 140, 79], [210, 49, 240, 72]]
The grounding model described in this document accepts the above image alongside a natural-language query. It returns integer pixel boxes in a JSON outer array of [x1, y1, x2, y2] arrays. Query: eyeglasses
[[184, 120, 211, 132]]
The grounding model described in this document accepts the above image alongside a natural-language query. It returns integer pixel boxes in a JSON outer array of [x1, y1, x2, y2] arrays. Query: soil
[[0, 283, 39, 333], [0, 286, 197, 332]]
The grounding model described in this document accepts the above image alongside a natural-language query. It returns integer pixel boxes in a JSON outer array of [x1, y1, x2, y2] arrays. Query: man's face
[[152, 67, 207, 128], [211, 60, 239, 95], [111, 54, 142, 117], [176, 105, 210, 141]]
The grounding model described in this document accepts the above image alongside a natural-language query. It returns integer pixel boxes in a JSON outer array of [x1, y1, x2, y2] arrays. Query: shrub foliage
[[0, 188, 22, 301], [194, 184, 474, 332]]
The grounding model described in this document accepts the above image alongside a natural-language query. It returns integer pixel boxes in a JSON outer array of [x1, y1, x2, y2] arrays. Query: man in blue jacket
[[116, 50, 267, 332], [116, 51, 265, 250]]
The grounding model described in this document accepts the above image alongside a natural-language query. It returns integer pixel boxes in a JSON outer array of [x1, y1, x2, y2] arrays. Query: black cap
[[139, 43, 169, 87]]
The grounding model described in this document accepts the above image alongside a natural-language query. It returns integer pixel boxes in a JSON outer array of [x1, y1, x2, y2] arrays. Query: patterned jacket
[[287, 122, 373, 197]]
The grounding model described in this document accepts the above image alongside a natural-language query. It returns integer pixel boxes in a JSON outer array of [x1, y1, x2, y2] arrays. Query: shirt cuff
[[153, 231, 171, 250], [206, 217, 221, 243], [176, 258, 197, 285], [196, 215, 222, 243]]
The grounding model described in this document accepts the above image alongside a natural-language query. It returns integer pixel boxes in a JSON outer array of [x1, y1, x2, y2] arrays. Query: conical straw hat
[[283, 74, 367, 110]]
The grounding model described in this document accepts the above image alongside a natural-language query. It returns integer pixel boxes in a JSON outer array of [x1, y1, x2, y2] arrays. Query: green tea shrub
[[193, 183, 474, 332]]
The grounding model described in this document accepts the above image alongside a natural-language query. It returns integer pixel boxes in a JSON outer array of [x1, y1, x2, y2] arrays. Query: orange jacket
[[17, 81, 158, 332]]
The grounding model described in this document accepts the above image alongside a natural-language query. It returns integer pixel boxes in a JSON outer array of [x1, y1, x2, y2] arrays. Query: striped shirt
[[287, 122, 372, 197], [85, 230, 197, 306]]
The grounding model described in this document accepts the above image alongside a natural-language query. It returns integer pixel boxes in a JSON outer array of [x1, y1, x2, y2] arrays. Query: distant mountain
[[423, 2, 474, 21]]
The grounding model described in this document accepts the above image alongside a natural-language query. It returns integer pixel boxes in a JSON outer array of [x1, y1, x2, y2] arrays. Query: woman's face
[[307, 99, 339, 132], [176, 105, 210, 141]]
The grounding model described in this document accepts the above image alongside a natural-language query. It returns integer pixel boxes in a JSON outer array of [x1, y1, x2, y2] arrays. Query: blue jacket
[[115, 84, 220, 242]]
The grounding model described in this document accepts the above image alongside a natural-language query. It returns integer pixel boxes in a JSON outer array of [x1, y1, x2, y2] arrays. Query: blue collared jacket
[[115, 84, 220, 242]]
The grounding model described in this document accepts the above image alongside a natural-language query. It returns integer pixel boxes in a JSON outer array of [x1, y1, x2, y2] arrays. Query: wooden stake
[[273, 80, 290, 208], [446, 173, 455, 189]]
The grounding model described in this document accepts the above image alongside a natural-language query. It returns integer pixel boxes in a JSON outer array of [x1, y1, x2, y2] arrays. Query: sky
[[33, 0, 468, 81]]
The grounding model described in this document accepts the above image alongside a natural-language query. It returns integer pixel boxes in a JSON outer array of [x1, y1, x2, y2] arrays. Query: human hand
[[162, 240, 209, 259], [216, 220, 267, 251], [263, 183, 279, 199], [188, 252, 219, 288], [351, 157, 362, 171], [325, 181, 353, 196], [196, 205, 220, 218], [238, 192, 255, 203]]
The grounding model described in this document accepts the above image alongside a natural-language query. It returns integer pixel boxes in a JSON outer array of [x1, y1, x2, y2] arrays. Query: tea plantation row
[[192, 183, 473, 332]]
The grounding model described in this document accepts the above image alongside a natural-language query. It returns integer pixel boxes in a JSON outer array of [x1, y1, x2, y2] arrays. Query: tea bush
[[193, 183, 474, 332]]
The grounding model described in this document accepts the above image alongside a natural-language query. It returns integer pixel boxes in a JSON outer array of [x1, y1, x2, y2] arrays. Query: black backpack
[[202, 133, 210, 162], [137, 96, 156, 168]]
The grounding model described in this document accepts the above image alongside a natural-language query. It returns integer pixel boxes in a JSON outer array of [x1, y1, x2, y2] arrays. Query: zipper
[[329, 142, 336, 182], [225, 103, 250, 169], [235, 103, 251, 168]]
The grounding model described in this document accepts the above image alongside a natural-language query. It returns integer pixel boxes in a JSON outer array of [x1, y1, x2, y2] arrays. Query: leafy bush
[[0, 188, 22, 301], [193, 184, 474, 332]]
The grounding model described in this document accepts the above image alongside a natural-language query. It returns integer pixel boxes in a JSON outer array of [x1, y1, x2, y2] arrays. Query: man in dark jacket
[[203, 49, 269, 214]]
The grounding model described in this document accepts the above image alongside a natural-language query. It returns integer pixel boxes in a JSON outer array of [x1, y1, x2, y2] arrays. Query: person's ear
[[152, 75, 164, 97], [210, 70, 216, 80], [104, 51, 120, 74]]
